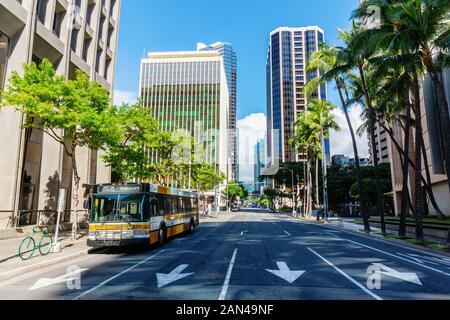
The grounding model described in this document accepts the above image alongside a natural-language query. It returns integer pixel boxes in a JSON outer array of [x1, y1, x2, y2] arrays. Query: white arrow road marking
[[266, 262, 305, 283], [307, 247, 383, 300], [29, 268, 88, 291], [372, 263, 422, 285], [156, 265, 194, 288], [284, 231, 291, 236]]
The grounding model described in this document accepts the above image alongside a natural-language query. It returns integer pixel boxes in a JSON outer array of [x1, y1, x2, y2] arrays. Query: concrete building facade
[[388, 68, 450, 217], [0, 0, 121, 229], [368, 123, 390, 165]]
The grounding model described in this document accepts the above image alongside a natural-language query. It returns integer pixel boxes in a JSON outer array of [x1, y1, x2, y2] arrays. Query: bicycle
[[18, 226, 53, 261]]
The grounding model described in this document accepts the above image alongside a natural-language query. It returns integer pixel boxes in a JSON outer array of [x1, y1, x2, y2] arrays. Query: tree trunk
[[412, 77, 424, 241], [358, 66, 386, 234], [303, 161, 307, 217], [399, 103, 412, 237], [338, 84, 370, 232], [70, 144, 80, 241], [427, 69, 450, 192]]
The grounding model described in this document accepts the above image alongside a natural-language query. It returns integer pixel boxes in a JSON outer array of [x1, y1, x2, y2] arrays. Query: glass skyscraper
[[198, 42, 238, 180], [140, 51, 231, 177], [266, 26, 328, 164], [254, 138, 267, 192]]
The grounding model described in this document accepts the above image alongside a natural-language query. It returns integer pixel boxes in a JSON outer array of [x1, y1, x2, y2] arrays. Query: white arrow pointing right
[[156, 264, 194, 288], [372, 263, 422, 285], [266, 262, 305, 283]]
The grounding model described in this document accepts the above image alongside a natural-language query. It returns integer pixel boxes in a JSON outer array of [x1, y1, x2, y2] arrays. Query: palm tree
[[290, 99, 339, 218], [352, 0, 449, 240], [305, 43, 371, 232]]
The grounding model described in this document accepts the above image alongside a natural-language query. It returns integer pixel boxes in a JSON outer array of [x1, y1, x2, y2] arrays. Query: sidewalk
[[318, 217, 450, 256], [0, 230, 91, 283]]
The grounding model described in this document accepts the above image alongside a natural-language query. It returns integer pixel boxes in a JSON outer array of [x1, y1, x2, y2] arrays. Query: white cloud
[[329, 104, 369, 158], [237, 113, 266, 183], [113, 90, 138, 106]]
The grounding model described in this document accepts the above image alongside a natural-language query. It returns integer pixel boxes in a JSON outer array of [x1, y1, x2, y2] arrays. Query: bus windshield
[[91, 194, 144, 223]]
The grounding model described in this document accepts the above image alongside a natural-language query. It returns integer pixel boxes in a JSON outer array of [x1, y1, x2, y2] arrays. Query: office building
[[266, 26, 328, 165], [0, 0, 121, 229], [254, 138, 267, 192], [198, 42, 237, 180], [368, 123, 390, 165], [139, 50, 231, 179]]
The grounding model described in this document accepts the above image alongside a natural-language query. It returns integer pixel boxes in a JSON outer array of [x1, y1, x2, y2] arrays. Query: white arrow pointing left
[[156, 264, 194, 288], [266, 262, 305, 283], [29, 268, 88, 291], [372, 263, 422, 285]]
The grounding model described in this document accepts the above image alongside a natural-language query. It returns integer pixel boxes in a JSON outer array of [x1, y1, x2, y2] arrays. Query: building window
[[37, 0, 49, 24], [0, 32, 9, 92], [52, 10, 65, 38]]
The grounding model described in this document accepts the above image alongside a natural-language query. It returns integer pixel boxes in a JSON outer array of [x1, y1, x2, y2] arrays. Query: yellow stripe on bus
[[89, 223, 150, 231]]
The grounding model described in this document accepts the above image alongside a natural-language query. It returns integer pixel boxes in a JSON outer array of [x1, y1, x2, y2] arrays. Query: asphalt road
[[1, 210, 450, 300]]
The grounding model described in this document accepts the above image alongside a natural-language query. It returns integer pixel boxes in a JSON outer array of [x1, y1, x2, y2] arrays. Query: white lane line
[[284, 231, 291, 236], [218, 248, 238, 300], [73, 250, 165, 300], [307, 247, 383, 301], [343, 238, 450, 277]]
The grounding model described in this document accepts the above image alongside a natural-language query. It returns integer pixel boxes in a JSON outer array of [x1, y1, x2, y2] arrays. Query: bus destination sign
[[97, 185, 142, 194]]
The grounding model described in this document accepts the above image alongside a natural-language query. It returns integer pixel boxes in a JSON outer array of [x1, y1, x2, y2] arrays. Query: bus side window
[[164, 195, 172, 215], [143, 194, 151, 221], [149, 196, 158, 217], [171, 196, 178, 214], [178, 197, 184, 213], [158, 195, 165, 216]]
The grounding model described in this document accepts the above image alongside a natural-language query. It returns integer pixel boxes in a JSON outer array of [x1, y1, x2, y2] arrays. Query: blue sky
[[114, 0, 360, 116], [113, 0, 369, 176]]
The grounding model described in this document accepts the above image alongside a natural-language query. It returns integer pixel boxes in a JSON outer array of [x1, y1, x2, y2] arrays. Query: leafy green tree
[[191, 162, 226, 211], [263, 188, 290, 210], [224, 181, 247, 207], [1, 59, 113, 240], [102, 102, 160, 183]]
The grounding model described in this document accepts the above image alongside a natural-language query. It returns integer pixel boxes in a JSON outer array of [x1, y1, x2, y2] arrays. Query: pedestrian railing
[[2, 210, 88, 228]]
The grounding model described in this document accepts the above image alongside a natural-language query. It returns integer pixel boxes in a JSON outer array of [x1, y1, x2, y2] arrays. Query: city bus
[[85, 183, 199, 248]]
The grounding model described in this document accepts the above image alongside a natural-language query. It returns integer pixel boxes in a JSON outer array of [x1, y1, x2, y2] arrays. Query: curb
[[0, 249, 90, 284], [317, 221, 450, 258]]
